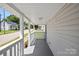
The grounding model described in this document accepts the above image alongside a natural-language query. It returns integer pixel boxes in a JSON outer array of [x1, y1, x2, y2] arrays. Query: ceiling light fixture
[[38, 17, 43, 20]]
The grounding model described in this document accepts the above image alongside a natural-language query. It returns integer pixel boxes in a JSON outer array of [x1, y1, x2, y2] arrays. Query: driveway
[[0, 30, 28, 47]]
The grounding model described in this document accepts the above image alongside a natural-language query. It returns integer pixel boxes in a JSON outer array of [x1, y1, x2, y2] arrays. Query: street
[[0, 30, 28, 47]]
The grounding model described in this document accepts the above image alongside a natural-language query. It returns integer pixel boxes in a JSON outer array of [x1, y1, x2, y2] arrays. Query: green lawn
[[0, 30, 17, 35]]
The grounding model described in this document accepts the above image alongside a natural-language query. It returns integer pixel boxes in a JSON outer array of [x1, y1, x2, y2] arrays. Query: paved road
[[0, 30, 28, 47]]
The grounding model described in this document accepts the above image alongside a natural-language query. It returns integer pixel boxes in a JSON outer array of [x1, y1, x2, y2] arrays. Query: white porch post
[[33, 25, 35, 30], [28, 22, 31, 46], [20, 15, 24, 56]]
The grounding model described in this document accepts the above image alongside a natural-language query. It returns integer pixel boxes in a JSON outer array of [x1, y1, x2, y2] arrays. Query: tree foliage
[[24, 22, 28, 29], [2, 15, 20, 30], [35, 25, 38, 30], [6, 15, 19, 24]]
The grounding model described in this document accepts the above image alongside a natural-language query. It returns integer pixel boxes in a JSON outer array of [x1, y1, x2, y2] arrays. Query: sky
[[0, 7, 12, 20]]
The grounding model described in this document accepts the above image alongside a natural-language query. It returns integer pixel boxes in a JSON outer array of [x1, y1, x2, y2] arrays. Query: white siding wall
[[47, 4, 79, 56], [1, 22, 10, 30]]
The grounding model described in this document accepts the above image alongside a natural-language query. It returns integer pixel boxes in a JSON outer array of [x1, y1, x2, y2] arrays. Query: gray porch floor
[[24, 39, 53, 56]]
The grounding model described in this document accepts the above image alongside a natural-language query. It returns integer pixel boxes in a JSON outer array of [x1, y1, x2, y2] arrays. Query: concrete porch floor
[[24, 39, 53, 56]]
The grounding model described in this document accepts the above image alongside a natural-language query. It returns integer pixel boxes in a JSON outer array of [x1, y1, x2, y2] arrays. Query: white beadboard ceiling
[[6, 3, 65, 25]]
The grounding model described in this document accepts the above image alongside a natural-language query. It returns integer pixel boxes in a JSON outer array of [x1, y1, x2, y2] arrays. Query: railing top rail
[[0, 38, 21, 52], [30, 30, 45, 34]]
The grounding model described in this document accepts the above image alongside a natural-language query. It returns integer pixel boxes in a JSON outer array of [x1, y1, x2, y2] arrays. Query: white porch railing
[[0, 38, 23, 56], [30, 31, 45, 45]]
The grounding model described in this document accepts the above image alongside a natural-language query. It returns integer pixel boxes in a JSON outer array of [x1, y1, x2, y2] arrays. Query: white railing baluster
[[3, 50, 7, 56], [20, 39, 24, 56], [20, 41, 22, 56], [10, 46, 12, 56], [17, 42, 19, 56], [0, 54, 3, 56], [14, 44, 16, 56], [7, 49, 10, 56]]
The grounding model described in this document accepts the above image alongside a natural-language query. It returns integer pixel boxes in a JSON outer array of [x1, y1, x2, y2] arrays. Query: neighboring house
[[38, 25, 45, 32], [1, 22, 18, 30]]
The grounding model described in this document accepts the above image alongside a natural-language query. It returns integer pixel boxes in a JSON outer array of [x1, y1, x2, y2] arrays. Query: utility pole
[[0, 14, 1, 32], [3, 8, 5, 34]]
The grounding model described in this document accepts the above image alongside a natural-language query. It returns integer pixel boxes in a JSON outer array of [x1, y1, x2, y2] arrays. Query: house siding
[[47, 4, 79, 56], [1, 22, 10, 30], [1, 22, 18, 30]]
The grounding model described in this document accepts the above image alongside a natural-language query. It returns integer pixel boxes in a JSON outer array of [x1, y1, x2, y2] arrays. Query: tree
[[6, 15, 19, 24], [30, 24, 33, 29], [24, 22, 28, 29], [35, 25, 38, 30], [5, 15, 20, 29]]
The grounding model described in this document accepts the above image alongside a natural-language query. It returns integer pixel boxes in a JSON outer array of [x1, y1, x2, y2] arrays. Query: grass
[[0, 30, 17, 35]]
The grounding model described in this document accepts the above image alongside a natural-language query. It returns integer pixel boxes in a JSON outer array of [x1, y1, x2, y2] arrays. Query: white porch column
[[28, 22, 31, 46], [20, 15, 24, 56], [33, 25, 35, 30]]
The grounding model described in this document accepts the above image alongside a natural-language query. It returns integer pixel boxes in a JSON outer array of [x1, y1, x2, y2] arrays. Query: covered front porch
[[0, 3, 55, 56]]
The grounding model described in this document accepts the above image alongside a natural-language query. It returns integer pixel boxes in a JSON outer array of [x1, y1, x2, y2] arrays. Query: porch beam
[[33, 25, 35, 30]]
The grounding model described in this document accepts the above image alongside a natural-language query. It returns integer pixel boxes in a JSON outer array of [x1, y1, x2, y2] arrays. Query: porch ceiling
[[13, 3, 65, 25], [0, 3, 65, 25]]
